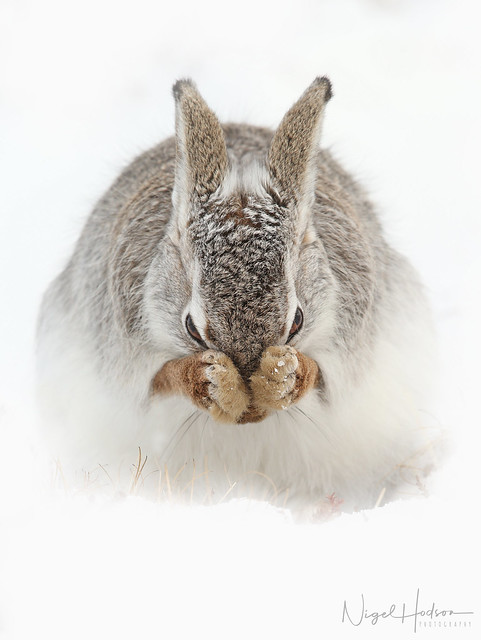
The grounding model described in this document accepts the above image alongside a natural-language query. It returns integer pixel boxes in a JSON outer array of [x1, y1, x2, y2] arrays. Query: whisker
[[284, 407, 298, 429], [169, 411, 204, 460], [292, 405, 314, 423], [292, 405, 332, 445], [159, 410, 199, 461]]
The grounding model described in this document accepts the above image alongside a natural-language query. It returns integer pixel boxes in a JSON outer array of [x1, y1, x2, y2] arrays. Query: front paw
[[249, 345, 320, 412], [195, 351, 250, 423], [152, 350, 250, 423]]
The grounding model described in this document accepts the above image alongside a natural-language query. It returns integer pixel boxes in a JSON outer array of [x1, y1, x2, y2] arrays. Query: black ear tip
[[172, 78, 196, 101], [314, 76, 333, 102]]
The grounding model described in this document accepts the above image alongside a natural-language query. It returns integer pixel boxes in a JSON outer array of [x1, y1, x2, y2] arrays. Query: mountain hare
[[37, 78, 434, 509]]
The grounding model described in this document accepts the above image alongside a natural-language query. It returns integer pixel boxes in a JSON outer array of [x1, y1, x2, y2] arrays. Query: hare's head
[[148, 79, 335, 380]]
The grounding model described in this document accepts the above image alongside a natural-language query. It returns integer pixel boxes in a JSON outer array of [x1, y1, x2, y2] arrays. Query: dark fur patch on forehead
[[219, 194, 262, 229], [187, 192, 293, 376], [188, 192, 293, 283]]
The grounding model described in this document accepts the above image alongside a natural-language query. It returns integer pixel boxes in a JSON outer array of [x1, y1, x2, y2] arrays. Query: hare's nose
[[229, 350, 263, 382]]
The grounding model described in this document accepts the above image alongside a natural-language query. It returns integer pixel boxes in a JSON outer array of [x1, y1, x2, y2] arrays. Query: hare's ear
[[268, 77, 332, 215], [171, 79, 228, 231]]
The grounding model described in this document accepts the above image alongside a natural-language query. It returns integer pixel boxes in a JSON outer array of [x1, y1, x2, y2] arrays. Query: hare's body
[[37, 80, 433, 509]]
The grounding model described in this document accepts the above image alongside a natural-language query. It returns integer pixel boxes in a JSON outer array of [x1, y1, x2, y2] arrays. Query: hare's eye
[[287, 307, 303, 343], [185, 314, 207, 348]]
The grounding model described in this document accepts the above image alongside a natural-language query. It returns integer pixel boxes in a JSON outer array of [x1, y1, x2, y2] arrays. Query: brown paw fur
[[249, 345, 320, 412], [152, 350, 250, 423], [201, 351, 250, 423]]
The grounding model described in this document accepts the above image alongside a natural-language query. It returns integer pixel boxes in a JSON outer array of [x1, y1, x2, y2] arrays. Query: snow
[[1, 0, 479, 637]]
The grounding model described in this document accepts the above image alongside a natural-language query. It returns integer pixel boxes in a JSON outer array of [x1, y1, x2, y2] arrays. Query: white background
[[0, 0, 479, 637]]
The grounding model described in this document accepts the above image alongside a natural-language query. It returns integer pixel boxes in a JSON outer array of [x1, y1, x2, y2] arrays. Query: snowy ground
[[1, 0, 480, 637]]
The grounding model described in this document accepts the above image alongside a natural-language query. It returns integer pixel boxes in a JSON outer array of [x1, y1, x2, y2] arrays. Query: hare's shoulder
[[314, 149, 384, 239], [109, 136, 178, 204]]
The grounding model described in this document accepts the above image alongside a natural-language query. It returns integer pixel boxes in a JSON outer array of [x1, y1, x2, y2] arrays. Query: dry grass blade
[[164, 464, 172, 500], [129, 447, 148, 495], [217, 481, 238, 504], [245, 470, 279, 499], [203, 455, 212, 505], [53, 458, 68, 492], [190, 459, 196, 504], [374, 486, 386, 509], [98, 464, 113, 484]]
